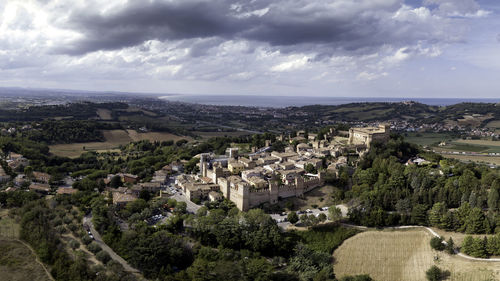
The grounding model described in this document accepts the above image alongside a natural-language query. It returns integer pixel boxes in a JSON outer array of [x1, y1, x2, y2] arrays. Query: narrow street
[[83, 214, 140, 273]]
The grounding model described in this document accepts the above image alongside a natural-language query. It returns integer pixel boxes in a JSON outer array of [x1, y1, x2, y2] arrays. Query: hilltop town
[[0, 96, 499, 281]]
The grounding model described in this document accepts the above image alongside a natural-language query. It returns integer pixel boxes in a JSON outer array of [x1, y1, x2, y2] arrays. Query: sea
[[159, 95, 500, 108]]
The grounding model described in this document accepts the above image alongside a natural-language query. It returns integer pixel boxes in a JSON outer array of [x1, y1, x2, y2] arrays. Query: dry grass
[[96, 108, 112, 120], [126, 129, 189, 142], [50, 129, 188, 158], [0, 239, 52, 281], [333, 229, 500, 281], [0, 211, 51, 281], [279, 184, 338, 211], [0, 214, 20, 239]]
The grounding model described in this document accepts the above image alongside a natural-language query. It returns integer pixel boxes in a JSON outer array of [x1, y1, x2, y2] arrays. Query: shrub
[[68, 223, 78, 232], [87, 241, 102, 253], [69, 240, 80, 249], [63, 215, 73, 224], [288, 211, 299, 224], [430, 236, 445, 251], [96, 250, 111, 264], [426, 265, 450, 281], [81, 235, 93, 245], [55, 225, 67, 234]]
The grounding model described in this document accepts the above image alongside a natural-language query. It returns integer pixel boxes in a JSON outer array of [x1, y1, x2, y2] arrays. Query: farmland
[[404, 132, 456, 147], [333, 229, 500, 281], [49, 129, 189, 158], [442, 154, 500, 166], [96, 108, 112, 120]]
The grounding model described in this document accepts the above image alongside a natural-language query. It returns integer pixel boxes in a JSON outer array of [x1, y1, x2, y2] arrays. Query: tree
[[318, 213, 327, 222], [87, 241, 101, 254], [430, 236, 445, 251], [300, 214, 309, 225], [288, 211, 299, 224], [488, 187, 499, 212], [446, 237, 455, 255], [139, 190, 151, 201], [465, 207, 486, 234], [426, 265, 449, 281], [109, 175, 122, 188], [328, 206, 342, 223], [411, 204, 428, 225], [470, 237, 487, 258], [428, 202, 446, 227], [461, 236, 474, 255], [96, 250, 111, 264], [175, 201, 187, 214]]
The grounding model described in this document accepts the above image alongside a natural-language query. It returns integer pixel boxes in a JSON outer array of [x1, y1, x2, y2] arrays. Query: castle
[[348, 124, 390, 147]]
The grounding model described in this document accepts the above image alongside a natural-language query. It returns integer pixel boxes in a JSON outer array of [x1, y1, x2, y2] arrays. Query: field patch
[[96, 108, 112, 120], [50, 129, 188, 158], [404, 132, 456, 146], [193, 131, 252, 138], [333, 229, 500, 281], [126, 129, 189, 142], [0, 213, 20, 239]]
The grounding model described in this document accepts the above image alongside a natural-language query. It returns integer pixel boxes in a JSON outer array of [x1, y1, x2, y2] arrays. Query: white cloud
[[0, 0, 495, 97]]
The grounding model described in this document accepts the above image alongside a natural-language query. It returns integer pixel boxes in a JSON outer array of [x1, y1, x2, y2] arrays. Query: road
[[83, 214, 140, 273], [170, 191, 202, 213]]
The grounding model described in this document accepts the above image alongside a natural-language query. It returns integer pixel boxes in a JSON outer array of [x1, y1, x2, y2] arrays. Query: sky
[[0, 0, 499, 98]]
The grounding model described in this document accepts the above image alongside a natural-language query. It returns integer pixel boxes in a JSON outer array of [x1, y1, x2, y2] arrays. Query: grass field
[[442, 154, 500, 166], [50, 129, 189, 158], [333, 229, 500, 281], [0, 210, 52, 281], [404, 132, 456, 146], [453, 139, 500, 153], [447, 144, 490, 153]]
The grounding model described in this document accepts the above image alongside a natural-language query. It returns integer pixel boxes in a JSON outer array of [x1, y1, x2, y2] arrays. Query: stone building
[[348, 124, 390, 147]]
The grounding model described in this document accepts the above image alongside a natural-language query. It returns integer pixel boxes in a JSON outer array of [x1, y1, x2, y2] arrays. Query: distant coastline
[[159, 94, 500, 108]]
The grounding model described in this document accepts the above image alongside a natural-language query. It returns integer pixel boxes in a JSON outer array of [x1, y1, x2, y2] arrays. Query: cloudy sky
[[0, 0, 499, 98]]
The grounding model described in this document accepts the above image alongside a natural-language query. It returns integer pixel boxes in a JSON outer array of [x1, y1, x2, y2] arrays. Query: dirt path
[[341, 224, 500, 262], [83, 214, 140, 273]]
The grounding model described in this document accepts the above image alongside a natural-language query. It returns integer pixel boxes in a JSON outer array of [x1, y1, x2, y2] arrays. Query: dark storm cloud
[[58, 1, 242, 54], [56, 0, 454, 56]]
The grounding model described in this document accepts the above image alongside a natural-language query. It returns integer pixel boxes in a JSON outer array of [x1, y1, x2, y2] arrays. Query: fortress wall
[[248, 192, 271, 208]]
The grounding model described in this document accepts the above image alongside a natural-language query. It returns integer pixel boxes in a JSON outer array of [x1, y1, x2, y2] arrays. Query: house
[[57, 187, 78, 195], [112, 191, 138, 208], [29, 183, 50, 194], [14, 174, 27, 187], [208, 191, 223, 202], [228, 162, 245, 174], [172, 161, 184, 173], [121, 174, 138, 184], [32, 172, 51, 183]]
